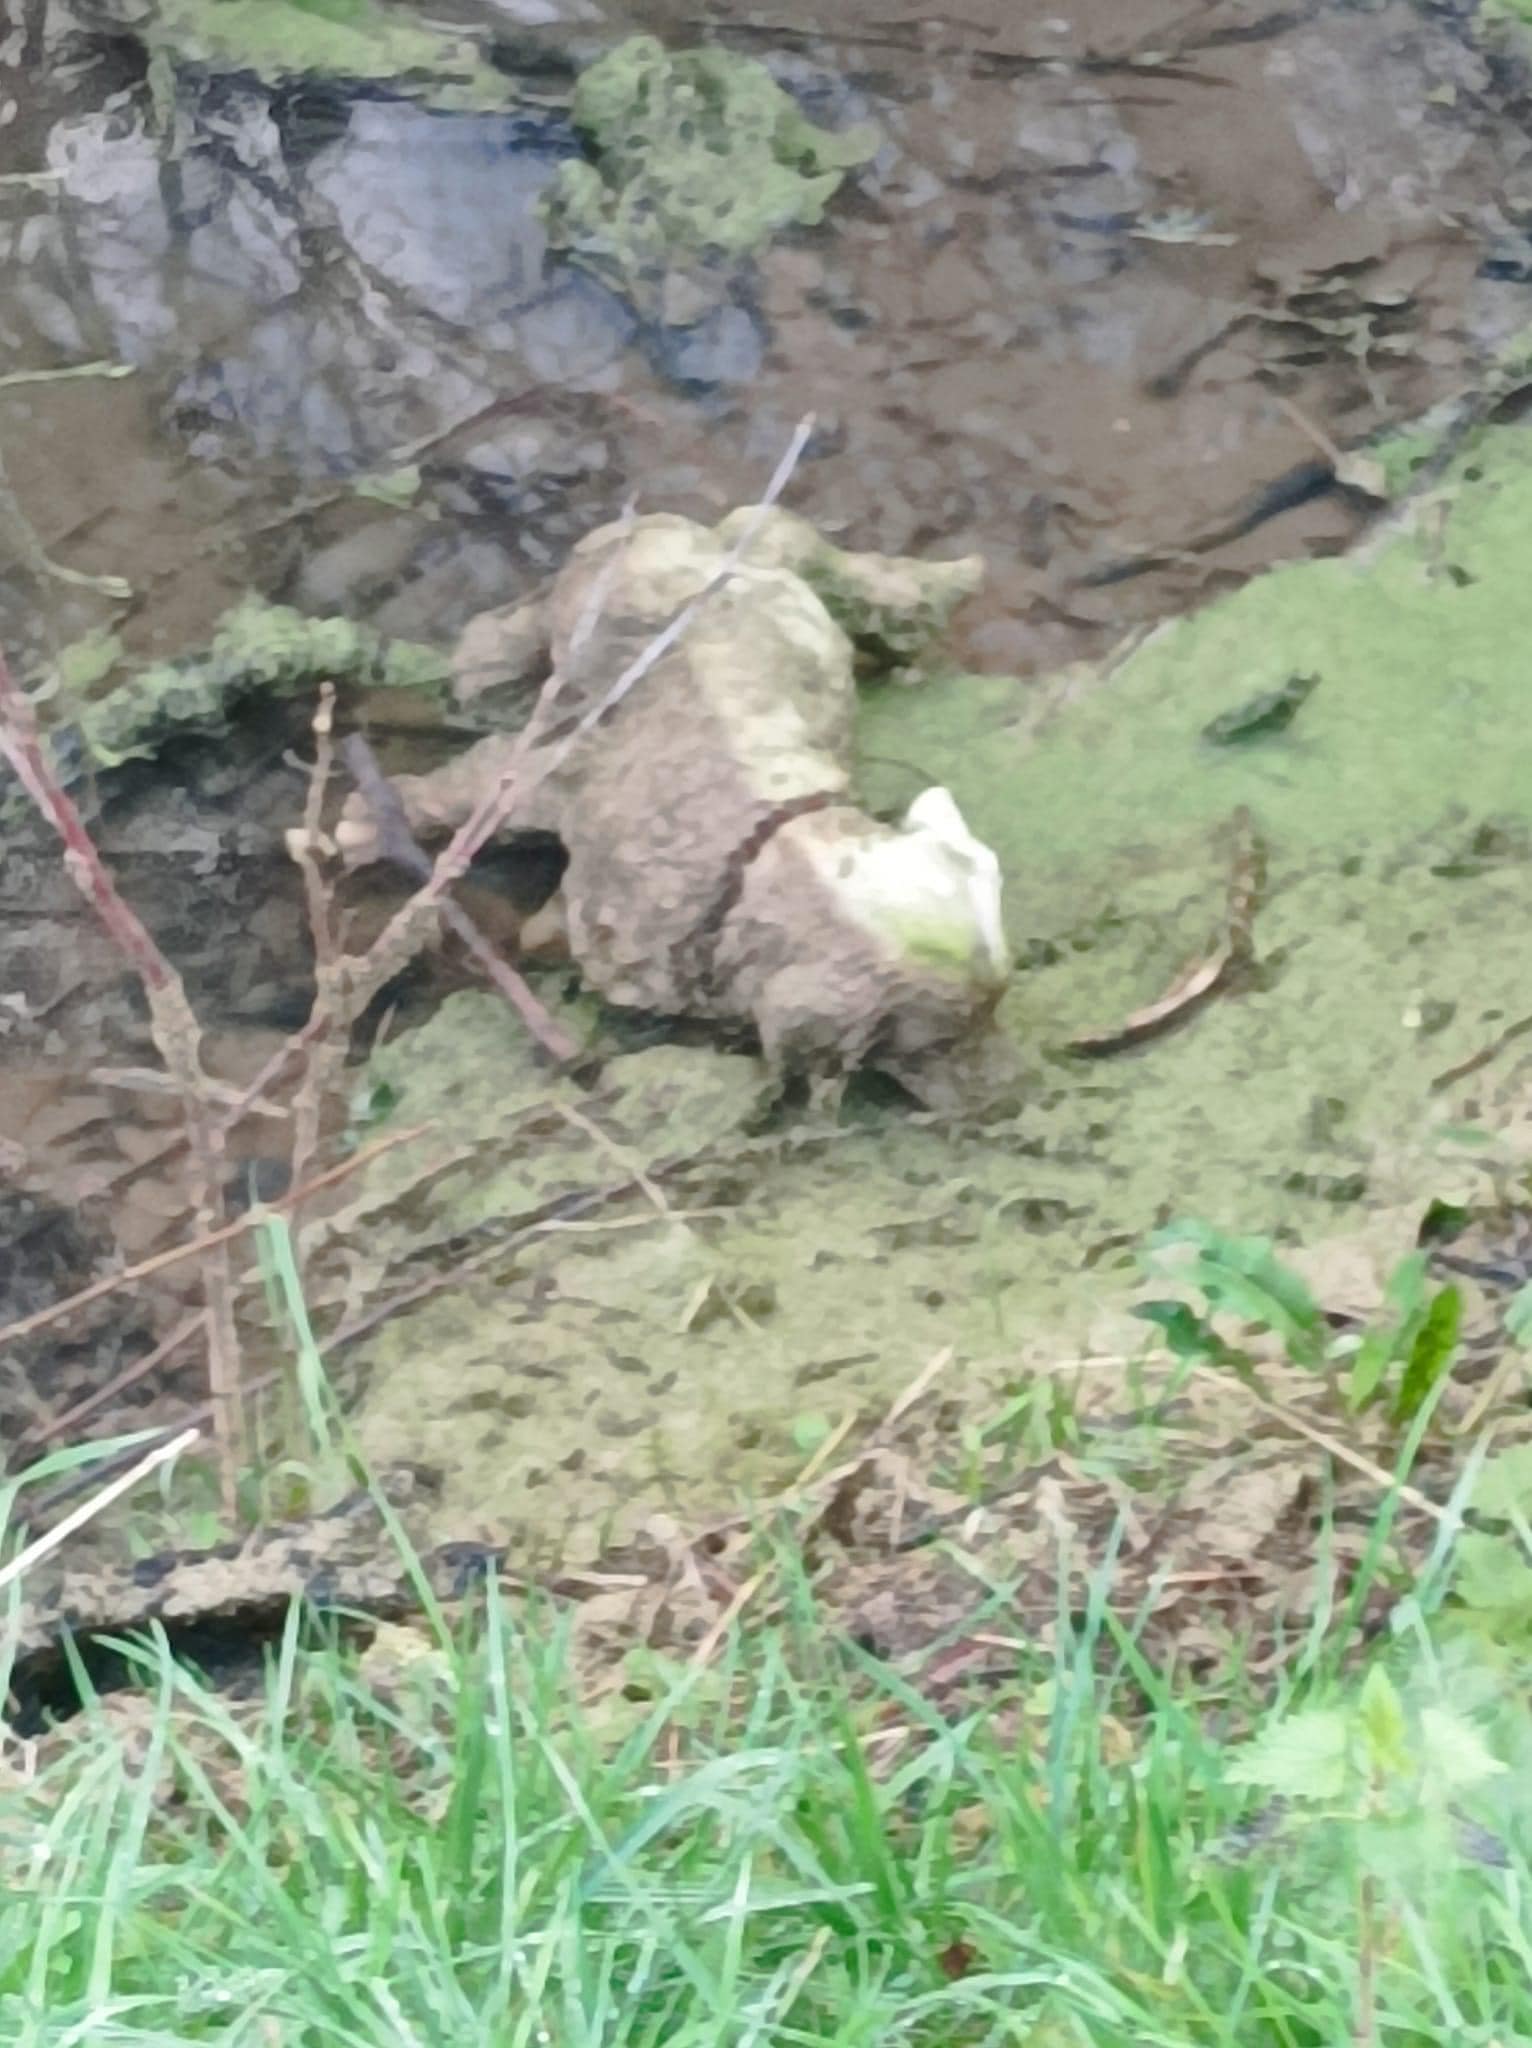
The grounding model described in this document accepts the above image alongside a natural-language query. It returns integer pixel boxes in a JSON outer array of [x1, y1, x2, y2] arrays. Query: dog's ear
[[901, 788, 1008, 981]]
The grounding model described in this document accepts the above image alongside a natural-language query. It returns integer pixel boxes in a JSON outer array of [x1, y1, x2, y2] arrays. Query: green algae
[[717, 507, 983, 671], [346, 993, 1124, 1558], [339, 428, 1532, 1558], [857, 423, 1532, 1227], [347, 990, 766, 1247], [144, 0, 515, 104], [52, 628, 125, 698], [72, 597, 448, 766], [541, 38, 878, 318]]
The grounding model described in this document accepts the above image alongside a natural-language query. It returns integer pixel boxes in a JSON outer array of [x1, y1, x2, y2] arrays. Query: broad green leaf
[[1417, 1707, 1506, 1793], [1133, 1300, 1216, 1359], [1452, 1530, 1532, 1614], [1391, 1283, 1461, 1425], [1225, 1707, 1350, 1801], [1357, 1666, 1410, 1781], [1468, 1443, 1532, 1519], [1148, 1219, 1322, 1363]]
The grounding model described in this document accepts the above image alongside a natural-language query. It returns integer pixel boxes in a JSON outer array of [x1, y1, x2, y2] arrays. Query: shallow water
[[5, 0, 1532, 1520]]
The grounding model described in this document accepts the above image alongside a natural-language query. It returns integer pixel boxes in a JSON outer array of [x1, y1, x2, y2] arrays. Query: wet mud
[[6, 0, 1532, 1548]]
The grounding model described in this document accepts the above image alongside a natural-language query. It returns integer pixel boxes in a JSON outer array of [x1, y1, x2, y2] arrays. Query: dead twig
[[212, 513, 632, 1143], [0, 1123, 431, 1354], [690, 1565, 771, 1667], [0, 646, 243, 1516], [342, 733, 580, 1066], [323, 1176, 643, 1351], [557, 1102, 673, 1218], [15, 1310, 207, 1455], [1430, 1011, 1532, 1094], [87, 1066, 289, 1119], [288, 684, 341, 1201], [1189, 1365, 1445, 1522], [1067, 805, 1263, 1056]]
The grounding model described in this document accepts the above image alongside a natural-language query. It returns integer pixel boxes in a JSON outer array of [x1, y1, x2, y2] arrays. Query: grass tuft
[[5, 1496, 1532, 2046]]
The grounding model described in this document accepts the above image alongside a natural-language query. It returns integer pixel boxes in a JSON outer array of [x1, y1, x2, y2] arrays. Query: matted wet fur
[[341, 508, 1017, 1108]]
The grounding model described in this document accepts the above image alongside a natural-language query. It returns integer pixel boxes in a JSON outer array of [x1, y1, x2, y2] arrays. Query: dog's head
[[746, 788, 1012, 1093]]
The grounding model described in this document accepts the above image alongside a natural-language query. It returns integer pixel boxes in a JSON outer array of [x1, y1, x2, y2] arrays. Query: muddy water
[[4, 0, 1532, 1521]]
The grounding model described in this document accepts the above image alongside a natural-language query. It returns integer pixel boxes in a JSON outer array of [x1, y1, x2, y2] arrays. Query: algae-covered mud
[[326, 424, 1532, 1554], [542, 37, 878, 321], [9, 2, 1532, 1562]]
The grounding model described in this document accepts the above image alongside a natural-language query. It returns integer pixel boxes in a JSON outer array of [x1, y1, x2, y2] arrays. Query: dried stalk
[[15, 1309, 207, 1454], [287, 683, 340, 1201], [342, 733, 580, 1065], [0, 1122, 430, 1354], [0, 647, 243, 1517]]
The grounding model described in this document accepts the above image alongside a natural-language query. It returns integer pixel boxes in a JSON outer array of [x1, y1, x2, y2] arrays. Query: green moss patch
[[71, 597, 447, 765], [542, 37, 877, 316], [146, 0, 515, 102]]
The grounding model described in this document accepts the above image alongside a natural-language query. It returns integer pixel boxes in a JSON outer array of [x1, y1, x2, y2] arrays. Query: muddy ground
[[6, 0, 1532, 1681]]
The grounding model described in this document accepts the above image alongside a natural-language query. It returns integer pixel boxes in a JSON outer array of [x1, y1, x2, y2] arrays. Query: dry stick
[[1430, 1011, 1532, 1094], [0, 1427, 202, 1594], [211, 1004, 334, 1146], [1067, 807, 1263, 1056], [210, 503, 636, 1143], [0, 648, 244, 1518], [16, 1309, 207, 1454], [87, 1065, 289, 1118], [343, 733, 580, 1065], [1188, 1365, 1446, 1523], [323, 1176, 638, 1351], [882, 1344, 956, 1434], [557, 1102, 673, 1217], [288, 683, 340, 1200], [0, 1122, 431, 1354], [690, 1566, 771, 1668]]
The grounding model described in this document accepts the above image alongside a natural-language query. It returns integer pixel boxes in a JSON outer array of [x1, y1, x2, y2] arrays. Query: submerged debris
[[542, 37, 878, 322], [1202, 672, 1320, 746], [1068, 808, 1265, 1057]]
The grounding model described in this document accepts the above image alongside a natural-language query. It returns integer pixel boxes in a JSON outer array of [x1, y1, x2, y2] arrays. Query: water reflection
[[6, 2, 1531, 670]]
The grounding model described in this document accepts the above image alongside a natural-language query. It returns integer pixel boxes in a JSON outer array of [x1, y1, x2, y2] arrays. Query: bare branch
[[0, 1123, 430, 1354], [342, 733, 581, 1065], [288, 684, 341, 1200], [0, 647, 243, 1516]]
